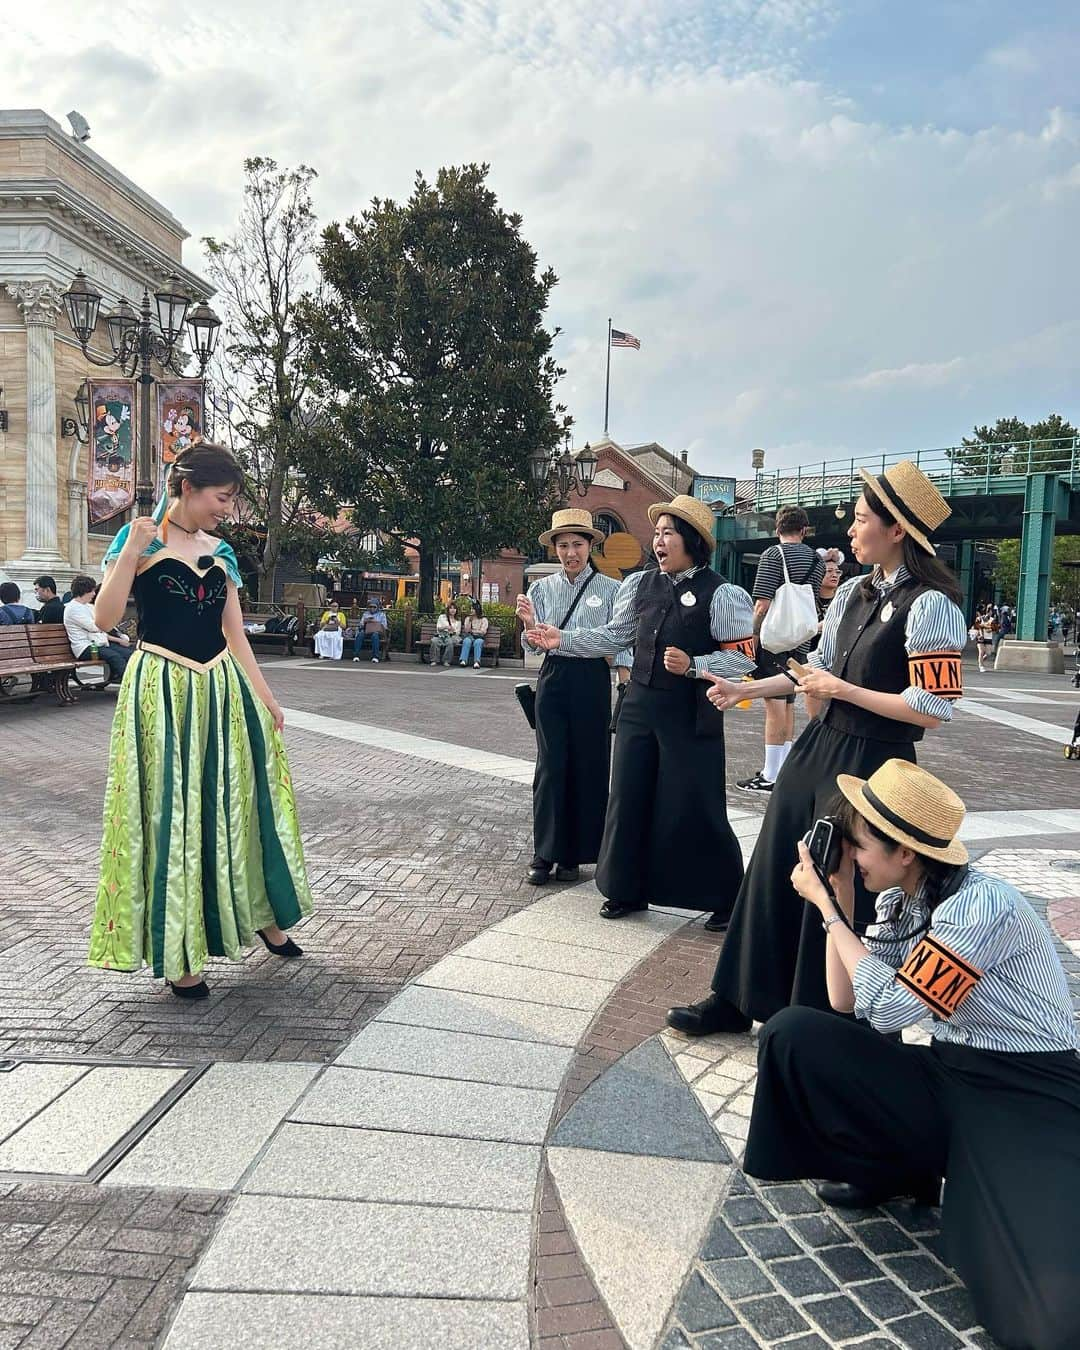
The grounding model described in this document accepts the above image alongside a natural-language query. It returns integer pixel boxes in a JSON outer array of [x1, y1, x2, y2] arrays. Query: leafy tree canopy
[[296, 163, 564, 610]]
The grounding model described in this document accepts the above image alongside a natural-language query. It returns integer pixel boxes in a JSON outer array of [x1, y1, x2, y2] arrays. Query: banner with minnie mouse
[[87, 380, 135, 524], [156, 379, 206, 496]]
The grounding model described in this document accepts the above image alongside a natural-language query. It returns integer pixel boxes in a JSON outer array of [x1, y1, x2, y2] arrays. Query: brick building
[[0, 109, 209, 597]]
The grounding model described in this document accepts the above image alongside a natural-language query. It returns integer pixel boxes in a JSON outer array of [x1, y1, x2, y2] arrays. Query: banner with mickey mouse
[[87, 380, 135, 524], [156, 379, 206, 497]]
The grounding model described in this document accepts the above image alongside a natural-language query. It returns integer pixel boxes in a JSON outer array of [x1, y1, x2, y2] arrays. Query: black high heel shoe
[[257, 930, 304, 959], [168, 980, 210, 1000]]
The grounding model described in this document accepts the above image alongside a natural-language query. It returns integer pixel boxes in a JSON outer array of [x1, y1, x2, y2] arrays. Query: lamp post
[[529, 436, 598, 507], [61, 269, 221, 516]]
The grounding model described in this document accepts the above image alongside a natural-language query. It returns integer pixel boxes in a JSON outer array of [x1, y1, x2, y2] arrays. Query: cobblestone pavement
[[0, 654, 1077, 1348]]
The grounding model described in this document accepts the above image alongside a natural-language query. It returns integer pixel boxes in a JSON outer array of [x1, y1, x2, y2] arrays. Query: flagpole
[[603, 317, 612, 435]]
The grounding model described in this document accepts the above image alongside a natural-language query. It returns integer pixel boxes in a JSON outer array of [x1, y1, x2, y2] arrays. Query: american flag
[[610, 328, 641, 350]]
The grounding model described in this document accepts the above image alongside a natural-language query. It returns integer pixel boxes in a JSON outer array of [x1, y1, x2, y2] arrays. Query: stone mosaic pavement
[[0, 654, 1077, 1347]]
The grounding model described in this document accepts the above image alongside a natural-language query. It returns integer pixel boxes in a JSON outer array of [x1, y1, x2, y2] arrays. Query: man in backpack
[[737, 507, 826, 794]]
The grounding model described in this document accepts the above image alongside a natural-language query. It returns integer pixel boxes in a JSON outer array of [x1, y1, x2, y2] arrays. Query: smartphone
[[787, 658, 811, 680], [802, 816, 842, 886]]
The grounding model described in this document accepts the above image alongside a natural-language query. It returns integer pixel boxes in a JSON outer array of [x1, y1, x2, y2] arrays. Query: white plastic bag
[[759, 547, 819, 654]]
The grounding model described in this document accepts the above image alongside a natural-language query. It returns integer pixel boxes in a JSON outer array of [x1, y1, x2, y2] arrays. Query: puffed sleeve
[[214, 541, 243, 588], [853, 877, 1019, 1033], [694, 584, 757, 678], [806, 576, 860, 671], [102, 523, 131, 570], [902, 591, 967, 721]]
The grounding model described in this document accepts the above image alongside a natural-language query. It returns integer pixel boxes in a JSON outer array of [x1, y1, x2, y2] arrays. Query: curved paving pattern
[[0, 847, 1075, 1348]]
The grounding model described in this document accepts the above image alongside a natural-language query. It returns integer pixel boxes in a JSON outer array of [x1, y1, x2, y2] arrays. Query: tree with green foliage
[[296, 164, 563, 612], [949, 413, 1078, 477], [203, 157, 327, 600], [992, 535, 1080, 607]]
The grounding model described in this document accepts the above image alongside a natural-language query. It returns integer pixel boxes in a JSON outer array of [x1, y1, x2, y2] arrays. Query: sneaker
[[736, 772, 774, 794], [352, 656, 360, 663], [474, 661, 481, 669], [372, 657, 380, 664]]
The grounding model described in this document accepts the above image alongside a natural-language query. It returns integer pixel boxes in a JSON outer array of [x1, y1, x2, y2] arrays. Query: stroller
[[1066, 706, 1080, 760]]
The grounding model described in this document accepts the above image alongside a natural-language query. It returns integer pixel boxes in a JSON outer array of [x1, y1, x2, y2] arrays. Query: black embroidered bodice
[[134, 555, 230, 665]]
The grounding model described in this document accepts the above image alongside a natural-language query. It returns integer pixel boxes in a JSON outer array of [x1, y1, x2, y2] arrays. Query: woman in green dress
[[88, 443, 313, 999]]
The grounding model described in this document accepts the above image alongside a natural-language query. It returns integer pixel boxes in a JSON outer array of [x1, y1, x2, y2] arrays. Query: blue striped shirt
[[852, 870, 1078, 1053], [808, 565, 967, 721], [524, 567, 632, 667], [559, 567, 757, 679]]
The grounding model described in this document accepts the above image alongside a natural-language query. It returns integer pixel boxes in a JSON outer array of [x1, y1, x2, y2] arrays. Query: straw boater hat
[[647, 495, 715, 552], [837, 760, 969, 865], [539, 508, 605, 550], [856, 461, 951, 556]]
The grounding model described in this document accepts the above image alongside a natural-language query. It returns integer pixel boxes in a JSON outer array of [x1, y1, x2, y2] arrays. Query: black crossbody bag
[[515, 568, 599, 729]]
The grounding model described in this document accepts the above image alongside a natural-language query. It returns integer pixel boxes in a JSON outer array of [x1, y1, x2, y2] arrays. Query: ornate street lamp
[[62, 270, 102, 345], [154, 275, 192, 345], [74, 381, 90, 442], [61, 268, 222, 516], [532, 436, 595, 506]]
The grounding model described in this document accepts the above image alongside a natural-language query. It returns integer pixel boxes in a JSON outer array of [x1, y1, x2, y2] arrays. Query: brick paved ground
[[0, 1183, 231, 1349], [1, 653, 1078, 1349]]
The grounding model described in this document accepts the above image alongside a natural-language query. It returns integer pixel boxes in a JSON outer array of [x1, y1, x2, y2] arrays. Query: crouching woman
[[744, 759, 1080, 1350]]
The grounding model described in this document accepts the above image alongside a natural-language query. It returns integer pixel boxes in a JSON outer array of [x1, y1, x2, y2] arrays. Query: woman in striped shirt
[[668, 461, 968, 1036], [747, 760, 1080, 1350]]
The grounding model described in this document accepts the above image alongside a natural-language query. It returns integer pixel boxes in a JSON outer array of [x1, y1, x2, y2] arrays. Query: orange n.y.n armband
[[720, 636, 757, 660], [896, 934, 981, 1017], [908, 651, 963, 700]]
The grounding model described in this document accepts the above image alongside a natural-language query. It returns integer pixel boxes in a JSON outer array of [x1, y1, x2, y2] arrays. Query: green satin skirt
[[89, 649, 314, 980]]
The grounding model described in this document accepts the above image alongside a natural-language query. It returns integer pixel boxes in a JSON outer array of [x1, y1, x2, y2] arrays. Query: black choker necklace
[[167, 513, 198, 535]]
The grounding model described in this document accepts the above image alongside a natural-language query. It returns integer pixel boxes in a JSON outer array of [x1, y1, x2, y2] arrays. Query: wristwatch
[[684, 664, 698, 679], [822, 913, 845, 935]]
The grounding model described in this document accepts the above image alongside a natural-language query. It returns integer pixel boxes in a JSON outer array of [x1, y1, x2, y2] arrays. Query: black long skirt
[[711, 718, 916, 1020], [747, 1008, 1080, 1350], [532, 656, 612, 866], [595, 680, 743, 915]]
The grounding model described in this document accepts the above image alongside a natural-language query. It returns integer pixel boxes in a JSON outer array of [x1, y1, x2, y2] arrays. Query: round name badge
[[680, 592, 697, 607], [880, 601, 895, 622], [586, 595, 604, 608]]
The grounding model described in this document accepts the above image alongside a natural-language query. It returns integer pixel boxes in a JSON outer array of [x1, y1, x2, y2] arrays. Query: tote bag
[[759, 547, 819, 654]]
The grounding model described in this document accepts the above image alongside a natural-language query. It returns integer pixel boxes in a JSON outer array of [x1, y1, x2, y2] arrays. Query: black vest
[[823, 578, 929, 744], [632, 568, 723, 689]]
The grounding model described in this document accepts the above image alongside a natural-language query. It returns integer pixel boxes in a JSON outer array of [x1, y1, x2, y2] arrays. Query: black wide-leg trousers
[[747, 1007, 1080, 1350], [595, 680, 743, 915], [532, 656, 612, 866], [711, 718, 916, 1020]]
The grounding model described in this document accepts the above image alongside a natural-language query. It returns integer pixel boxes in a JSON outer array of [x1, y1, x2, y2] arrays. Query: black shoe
[[599, 900, 648, 919], [666, 993, 751, 1035], [168, 979, 210, 1000], [554, 865, 580, 883], [703, 912, 729, 933], [527, 858, 552, 885], [816, 1178, 942, 1209], [257, 930, 304, 958], [736, 772, 774, 794]]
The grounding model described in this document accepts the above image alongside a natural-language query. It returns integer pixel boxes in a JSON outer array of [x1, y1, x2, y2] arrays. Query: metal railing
[[747, 438, 1080, 513]]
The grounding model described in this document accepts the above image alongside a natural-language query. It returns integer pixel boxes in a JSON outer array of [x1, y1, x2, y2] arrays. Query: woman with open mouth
[[526, 495, 755, 926]]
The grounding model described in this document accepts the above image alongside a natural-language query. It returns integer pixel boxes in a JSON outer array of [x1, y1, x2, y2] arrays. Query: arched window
[[593, 511, 624, 538]]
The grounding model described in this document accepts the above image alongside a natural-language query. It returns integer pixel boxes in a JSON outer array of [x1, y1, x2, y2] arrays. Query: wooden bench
[[417, 623, 502, 667], [242, 614, 298, 656], [0, 624, 110, 706]]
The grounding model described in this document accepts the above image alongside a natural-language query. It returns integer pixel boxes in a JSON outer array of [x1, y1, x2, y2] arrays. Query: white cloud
[[4, 0, 1078, 478]]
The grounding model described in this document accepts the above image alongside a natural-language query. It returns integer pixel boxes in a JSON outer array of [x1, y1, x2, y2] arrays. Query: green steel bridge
[[714, 439, 1080, 640]]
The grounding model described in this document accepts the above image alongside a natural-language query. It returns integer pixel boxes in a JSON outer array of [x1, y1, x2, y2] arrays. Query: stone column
[[4, 280, 67, 577], [68, 479, 88, 570]]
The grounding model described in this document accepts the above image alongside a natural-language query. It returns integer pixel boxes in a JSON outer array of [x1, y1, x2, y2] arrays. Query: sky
[[6, 0, 1078, 478]]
